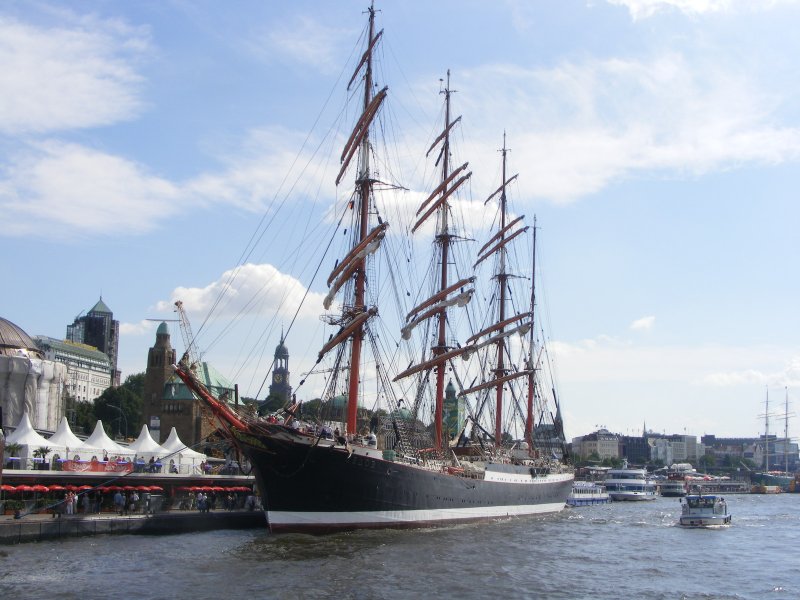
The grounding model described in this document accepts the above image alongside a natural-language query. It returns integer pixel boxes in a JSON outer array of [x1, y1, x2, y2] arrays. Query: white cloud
[[702, 355, 800, 387], [551, 336, 792, 384], [442, 54, 800, 203], [156, 262, 325, 321], [119, 320, 154, 336], [0, 140, 180, 239], [0, 14, 149, 135], [246, 15, 354, 74], [630, 315, 655, 331], [606, 0, 799, 20]]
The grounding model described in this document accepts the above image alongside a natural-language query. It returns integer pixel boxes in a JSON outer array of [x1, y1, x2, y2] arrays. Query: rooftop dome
[[0, 317, 43, 358], [156, 322, 169, 335], [275, 337, 289, 358]]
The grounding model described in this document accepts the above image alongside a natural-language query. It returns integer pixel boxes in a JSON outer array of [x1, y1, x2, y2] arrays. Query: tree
[[698, 454, 716, 468], [73, 400, 96, 436], [92, 372, 145, 438]]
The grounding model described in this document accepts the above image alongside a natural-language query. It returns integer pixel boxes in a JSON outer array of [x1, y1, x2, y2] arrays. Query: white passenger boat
[[567, 481, 609, 506], [659, 479, 687, 497], [604, 465, 657, 501], [679, 494, 731, 528]]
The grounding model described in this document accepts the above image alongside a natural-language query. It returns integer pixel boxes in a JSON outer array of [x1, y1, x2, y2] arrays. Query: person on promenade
[[113, 490, 124, 515]]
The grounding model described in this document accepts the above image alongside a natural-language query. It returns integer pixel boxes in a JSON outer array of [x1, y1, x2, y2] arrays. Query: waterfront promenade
[[0, 508, 266, 544]]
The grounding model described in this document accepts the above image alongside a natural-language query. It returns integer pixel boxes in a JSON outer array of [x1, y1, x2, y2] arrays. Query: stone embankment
[[0, 510, 266, 544]]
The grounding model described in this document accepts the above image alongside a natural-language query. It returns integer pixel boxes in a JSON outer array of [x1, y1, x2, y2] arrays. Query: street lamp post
[[108, 404, 127, 440]]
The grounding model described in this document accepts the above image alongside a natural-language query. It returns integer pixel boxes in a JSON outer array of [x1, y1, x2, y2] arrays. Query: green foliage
[[122, 372, 145, 399], [259, 394, 286, 414], [33, 446, 52, 459], [90, 371, 145, 438], [73, 400, 96, 436], [698, 454, 717, 468], [4, 442, 22, 457]]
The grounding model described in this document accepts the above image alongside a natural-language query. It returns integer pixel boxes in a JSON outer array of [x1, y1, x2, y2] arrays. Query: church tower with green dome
[[442, 379, 464, 443], [268, 335, 292, 406]]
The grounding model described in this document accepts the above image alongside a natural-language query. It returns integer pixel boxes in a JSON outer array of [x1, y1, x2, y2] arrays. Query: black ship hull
[[233, 426, 573, 533]]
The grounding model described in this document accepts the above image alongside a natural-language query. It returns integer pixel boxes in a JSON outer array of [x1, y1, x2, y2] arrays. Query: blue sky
[[2, 0, 799, 440]]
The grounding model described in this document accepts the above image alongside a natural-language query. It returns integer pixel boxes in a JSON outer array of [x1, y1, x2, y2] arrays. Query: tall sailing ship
[[175, 3, 573, 533]]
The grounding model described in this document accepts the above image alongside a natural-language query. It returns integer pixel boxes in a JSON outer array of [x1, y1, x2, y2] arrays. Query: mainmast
[[493, 135, 510, 446], [432, 71, 455, 449]]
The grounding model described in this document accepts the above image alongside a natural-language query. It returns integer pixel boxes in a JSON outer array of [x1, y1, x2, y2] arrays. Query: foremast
[[345, 3, 378, 437]]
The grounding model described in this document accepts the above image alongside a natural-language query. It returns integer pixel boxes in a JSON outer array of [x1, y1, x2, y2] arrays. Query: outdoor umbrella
[[0, 484, 16, 492], [48, 484, 66, 491]]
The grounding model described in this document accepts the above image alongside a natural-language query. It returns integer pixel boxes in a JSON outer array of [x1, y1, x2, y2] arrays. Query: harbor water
[[1, 493, 797, 599]]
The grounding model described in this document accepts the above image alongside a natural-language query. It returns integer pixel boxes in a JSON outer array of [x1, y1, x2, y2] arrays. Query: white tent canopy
[[4, 412, 52, 460], [128, 424, 169, 459], [161, 427, 206, 466], [83, 420, 135, 458], [45, 416, 102, 460], [47, 416, 83, 449]]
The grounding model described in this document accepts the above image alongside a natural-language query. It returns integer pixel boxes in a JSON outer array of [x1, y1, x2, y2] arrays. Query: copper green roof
[[89, 297, 112, 314], [156, 322, 169, 335], [162, 362, 235, 402]]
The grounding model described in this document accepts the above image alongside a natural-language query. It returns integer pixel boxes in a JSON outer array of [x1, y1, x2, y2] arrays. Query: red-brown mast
[[525, 216, 537, 449], [433, 71, 454, 449], [346, 3, 377, 436], [494, 135, 509, 446]]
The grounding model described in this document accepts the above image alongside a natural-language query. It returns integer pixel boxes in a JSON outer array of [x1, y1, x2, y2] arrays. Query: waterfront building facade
[[572, 429, 620, 461], [66, 297, 121, 386], [650, 434, 700, 465], [34, 336, 111, 404]]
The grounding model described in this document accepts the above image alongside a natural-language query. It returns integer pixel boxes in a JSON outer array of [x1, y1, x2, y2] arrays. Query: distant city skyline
[[2, 1, 799, 439]]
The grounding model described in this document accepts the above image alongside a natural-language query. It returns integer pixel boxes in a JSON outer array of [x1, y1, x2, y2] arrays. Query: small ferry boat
[[604, 463, 657, 501], [679, 494, 731, 528], [659, 479, 687, 497], [567, 481, 609, 506]]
